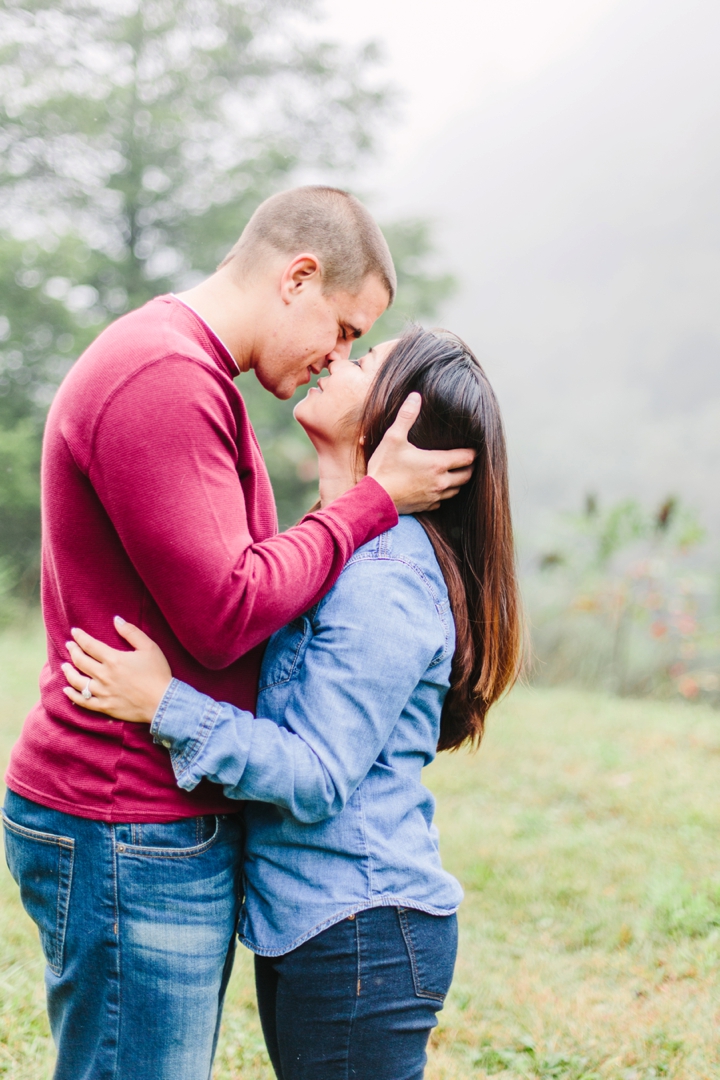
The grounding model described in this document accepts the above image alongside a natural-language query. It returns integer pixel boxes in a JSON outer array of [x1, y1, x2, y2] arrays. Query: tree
[[0, 0, 390, 411], [0, 0, 456, 594]]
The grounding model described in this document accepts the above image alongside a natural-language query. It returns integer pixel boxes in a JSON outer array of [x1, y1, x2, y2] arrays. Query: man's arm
[[88, 358, 473, 669], [88, 357, 396, 668]]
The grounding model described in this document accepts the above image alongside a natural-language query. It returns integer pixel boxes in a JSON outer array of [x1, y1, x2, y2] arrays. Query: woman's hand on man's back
[[61, 617, 172, 723]]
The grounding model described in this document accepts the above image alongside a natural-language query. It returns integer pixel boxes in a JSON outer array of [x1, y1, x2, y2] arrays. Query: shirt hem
[[4, 775, 240, 824], [239, 895, 461, 957]]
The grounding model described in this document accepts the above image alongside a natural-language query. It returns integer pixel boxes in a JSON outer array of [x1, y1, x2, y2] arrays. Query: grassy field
[[1, 619, 719, 1079]]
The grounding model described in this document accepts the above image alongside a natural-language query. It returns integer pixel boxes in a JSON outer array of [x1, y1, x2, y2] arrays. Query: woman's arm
[[63, 558, 448, 823]]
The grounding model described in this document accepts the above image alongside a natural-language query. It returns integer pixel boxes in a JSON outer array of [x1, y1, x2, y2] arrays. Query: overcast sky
[[320, 0, 624, 175], [317, 0, 720, 533]]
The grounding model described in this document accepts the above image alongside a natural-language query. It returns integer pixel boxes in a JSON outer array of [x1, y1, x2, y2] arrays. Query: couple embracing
[[3, 186, 522, 1080]]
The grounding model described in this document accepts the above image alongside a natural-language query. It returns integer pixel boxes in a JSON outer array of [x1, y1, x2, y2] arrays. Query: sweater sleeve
[[87, 356, 397, 668]]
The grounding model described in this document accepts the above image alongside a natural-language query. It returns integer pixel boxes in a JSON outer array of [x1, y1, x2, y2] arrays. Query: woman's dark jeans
[[255, 905, 458, 1080]]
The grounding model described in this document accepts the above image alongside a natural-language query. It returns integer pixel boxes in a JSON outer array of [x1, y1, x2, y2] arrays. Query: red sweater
[[6, 296, 397, 822]]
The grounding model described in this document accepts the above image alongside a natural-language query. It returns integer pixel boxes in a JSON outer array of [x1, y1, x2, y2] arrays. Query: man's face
[[254, 272, 390, 400]]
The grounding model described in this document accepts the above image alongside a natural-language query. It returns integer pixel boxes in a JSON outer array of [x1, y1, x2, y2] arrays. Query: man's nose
[[326, 339, 353, 363], [309, 356, 330, 375]]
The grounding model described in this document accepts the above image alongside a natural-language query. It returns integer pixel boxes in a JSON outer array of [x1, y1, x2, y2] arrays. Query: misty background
[[326, 0, 720, 542], [0, 0, 717, 699]]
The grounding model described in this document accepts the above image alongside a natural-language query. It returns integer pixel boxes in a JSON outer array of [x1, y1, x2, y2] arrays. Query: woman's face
[[294, 339, 396, 447]]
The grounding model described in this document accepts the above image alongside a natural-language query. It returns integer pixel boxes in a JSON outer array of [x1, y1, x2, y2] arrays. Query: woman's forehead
[[367, 339, 398, 362]]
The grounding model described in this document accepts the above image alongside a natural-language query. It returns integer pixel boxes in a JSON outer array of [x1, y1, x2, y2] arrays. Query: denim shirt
[[151, 515, 464, 955]]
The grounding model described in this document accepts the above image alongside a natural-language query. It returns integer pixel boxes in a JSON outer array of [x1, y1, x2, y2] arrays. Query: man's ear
[[280, 253, 322, 304]]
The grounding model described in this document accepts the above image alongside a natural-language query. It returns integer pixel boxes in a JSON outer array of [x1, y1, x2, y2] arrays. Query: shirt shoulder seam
[[326, 549, 451, 665], [346, 547, 446, 607]]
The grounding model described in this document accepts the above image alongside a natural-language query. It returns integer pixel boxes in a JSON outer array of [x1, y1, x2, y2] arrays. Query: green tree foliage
[[0, 0, 456, 598], [0, 420, 40, 609], [0, 0, 389, 299], [0, 234, 103, 608], [0, 0, 390, 418], [0, 236, 102, 428]]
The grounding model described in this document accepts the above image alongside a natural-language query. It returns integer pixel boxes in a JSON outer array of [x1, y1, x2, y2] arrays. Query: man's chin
[[253, 369, 297, 401]]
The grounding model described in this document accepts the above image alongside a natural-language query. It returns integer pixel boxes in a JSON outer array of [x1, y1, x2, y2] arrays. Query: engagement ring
[[81, 679, 92, 700]]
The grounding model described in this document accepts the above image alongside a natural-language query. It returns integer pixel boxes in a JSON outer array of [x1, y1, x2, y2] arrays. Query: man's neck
[[177, 271, 256, 372]]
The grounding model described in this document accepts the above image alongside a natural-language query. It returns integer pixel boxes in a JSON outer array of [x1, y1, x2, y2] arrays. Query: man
[[3, 186, 473, 1079]]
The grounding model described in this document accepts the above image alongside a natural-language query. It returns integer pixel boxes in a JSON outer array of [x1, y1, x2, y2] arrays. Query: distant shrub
[[525, 496, 720, 704]]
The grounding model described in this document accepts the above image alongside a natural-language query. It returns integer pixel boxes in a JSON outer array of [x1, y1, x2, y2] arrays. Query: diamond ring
[[81, 679, 92, 701]]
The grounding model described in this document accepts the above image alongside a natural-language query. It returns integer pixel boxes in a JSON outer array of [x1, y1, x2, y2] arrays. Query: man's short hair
[[219, 186, 396, 303]]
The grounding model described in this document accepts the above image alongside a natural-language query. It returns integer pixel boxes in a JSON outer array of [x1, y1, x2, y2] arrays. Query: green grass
[[1, 620, 719, 1079]]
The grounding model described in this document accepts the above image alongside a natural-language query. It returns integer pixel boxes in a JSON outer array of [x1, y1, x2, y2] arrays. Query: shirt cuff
[[150, 678, 223, 791]]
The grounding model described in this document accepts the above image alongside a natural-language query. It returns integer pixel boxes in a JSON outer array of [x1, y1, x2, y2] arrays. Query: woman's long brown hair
[[359, 327, 523, 751]]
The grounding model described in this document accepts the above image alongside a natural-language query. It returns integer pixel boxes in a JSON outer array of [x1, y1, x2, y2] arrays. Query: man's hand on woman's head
[[62, 618, 172, 724], [366, 393, 476, 514]]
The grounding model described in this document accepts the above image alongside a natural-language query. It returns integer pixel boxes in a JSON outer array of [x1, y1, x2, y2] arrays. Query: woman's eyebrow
[[351, 346, 373, 368]]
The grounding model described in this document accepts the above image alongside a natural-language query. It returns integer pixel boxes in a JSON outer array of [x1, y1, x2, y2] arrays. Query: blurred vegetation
[[0, 0, 457, 609], [527, 494, 720, 705]]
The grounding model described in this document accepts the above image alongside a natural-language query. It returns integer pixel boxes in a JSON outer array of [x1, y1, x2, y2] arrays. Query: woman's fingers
[[64, 640, 104, 678], [63, 685, 107, 712], [69, 626, 116, 663], [61, 665, 107, 711], [61, 662, 91, 693], [113, 616, 154, 650], [62, 618, 170, 724]]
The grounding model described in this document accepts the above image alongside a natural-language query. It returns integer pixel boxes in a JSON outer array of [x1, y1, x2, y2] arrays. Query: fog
[[376, 0, 720, 539]]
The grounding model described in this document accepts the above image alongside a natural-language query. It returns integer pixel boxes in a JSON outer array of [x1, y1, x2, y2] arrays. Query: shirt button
[[161, 740, 171, 748]]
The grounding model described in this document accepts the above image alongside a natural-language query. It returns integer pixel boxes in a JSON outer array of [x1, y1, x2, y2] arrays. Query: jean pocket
[[114, 814, 220, 858], [397, 908, 458, 1002], [2, 812, 75, 977]]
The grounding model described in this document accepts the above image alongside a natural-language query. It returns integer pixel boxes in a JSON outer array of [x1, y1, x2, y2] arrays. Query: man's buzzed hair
[[219, 186, 397, 303]]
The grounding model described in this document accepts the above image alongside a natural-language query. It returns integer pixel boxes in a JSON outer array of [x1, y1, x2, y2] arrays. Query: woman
[[62, 327, 523, 1080]]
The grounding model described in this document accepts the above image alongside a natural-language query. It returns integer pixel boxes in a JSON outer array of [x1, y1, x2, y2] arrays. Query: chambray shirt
[[151, 515, 464, 955]]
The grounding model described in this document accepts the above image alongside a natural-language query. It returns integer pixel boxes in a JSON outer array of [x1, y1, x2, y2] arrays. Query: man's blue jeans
[[2, 789, 243, 1080], [255, 905, 458, 1080]]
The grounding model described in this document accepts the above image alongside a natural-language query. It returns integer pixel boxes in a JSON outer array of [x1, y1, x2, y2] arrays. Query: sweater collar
[[169, 294, 240, 377]]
